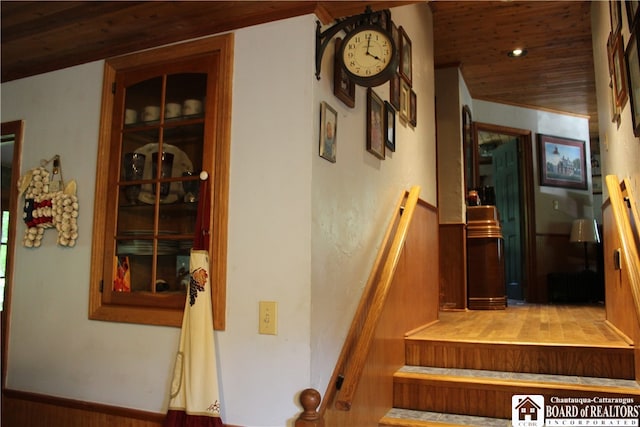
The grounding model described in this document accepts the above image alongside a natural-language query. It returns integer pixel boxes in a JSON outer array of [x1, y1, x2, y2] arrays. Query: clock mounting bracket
[[315, 6, 389, 81]]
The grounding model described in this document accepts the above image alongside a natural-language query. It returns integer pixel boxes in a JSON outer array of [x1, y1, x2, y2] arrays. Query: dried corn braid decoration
[[17, 155, 79, 248]]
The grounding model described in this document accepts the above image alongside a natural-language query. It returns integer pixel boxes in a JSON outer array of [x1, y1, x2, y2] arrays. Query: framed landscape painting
[[537, 134, 587, 190]]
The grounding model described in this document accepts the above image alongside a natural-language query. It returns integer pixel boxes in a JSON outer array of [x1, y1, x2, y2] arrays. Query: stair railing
[[295, 186, 421, 424], [605, 175, 640, 328]]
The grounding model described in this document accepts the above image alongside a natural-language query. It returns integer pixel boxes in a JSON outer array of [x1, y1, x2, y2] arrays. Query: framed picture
[[592, 175, 603, 194], [333, 38, 355, 108], [626, 0, 639, 28], [610, 78, 621, 125], [626, 20, 640, 136], [591, 153, 601, 175], [611, 0, 622, 35], [399, 26, 412, 86], [409, 89, 417, 127], [319, 101, 337, 163], [537, 134, 587, 190], [612, 31, 628, 108], [389, 73, 400, 110], [376, 9, 391, 32], [462, 105, 475, 191], [399, 79, 411, 124], [366, 88, 385, 160], [384, 101, 396, 152]]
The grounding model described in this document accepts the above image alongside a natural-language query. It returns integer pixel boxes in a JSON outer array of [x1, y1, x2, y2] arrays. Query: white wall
[[473, 100, 593, 234], [592, 2, 640, 213], [310, 2, 435, 399], [1, 6, 437, 427]]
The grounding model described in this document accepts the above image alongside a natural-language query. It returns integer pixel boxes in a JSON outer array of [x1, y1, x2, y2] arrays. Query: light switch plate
[[259, 301, 277, 335]]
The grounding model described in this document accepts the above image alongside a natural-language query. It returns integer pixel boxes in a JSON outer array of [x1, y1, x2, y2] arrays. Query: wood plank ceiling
[[2, 1, 598, 137], [431, 1, 598, 138]]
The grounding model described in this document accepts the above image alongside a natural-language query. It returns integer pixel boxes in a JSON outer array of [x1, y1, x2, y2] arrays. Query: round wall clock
[[340, 24, 398, 87]]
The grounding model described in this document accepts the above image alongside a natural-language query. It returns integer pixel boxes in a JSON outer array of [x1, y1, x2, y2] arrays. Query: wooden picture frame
[[399, 26, 412, 86], [409, 89, 417, 127], [366, 88, 385, 159], [319, 101, 337, 163], [399, 80, 410, 124], [391, 22, 400, 69], [609, 78, 621, 126], [611, 0, 622, 35], [626, 0, 639, 28], [333, 38, 355, 108], [384, 101, 396, 152], [462, 105, 475, 191], [389, 73, 400, 110], [537, 134, 587, 190], [612, 31, 628, 109], [626, 20, 640, 136]]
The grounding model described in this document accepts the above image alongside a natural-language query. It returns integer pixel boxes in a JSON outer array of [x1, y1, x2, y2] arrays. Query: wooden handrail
[[334, 186, 421, 411], [294, 186, 422, 424], [605, 175, 640, 329]]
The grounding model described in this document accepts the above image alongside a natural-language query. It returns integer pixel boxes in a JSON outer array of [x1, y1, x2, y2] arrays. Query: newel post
[[295, 388, 324, 427]]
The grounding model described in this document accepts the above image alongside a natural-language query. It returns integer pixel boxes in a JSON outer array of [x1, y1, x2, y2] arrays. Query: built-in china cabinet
[[89, 34, 233, 329]]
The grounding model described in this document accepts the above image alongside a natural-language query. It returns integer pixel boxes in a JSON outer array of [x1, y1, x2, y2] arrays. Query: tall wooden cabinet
[[89, 35, 233, 329]]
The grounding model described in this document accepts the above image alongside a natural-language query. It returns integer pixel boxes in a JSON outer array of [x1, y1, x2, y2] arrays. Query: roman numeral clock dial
[[340, 24, 398, 87]]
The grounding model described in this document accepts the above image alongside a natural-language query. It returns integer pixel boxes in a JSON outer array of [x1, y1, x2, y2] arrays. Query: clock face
[[341, 26, 397, 86]]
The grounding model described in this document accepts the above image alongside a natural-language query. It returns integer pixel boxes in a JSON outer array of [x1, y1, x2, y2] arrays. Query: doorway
[[1, 120, 24, 389], [472, 122, 537, 302]]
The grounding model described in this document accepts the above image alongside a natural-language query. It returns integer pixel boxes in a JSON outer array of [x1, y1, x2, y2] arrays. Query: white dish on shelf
[[133, 143, 193, 204]]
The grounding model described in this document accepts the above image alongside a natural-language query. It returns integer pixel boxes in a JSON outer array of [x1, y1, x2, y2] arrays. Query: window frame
[[89, 34, 233, 329]]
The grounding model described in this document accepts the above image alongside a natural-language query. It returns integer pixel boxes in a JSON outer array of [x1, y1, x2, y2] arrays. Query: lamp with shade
[[570, 218, 600, 271]]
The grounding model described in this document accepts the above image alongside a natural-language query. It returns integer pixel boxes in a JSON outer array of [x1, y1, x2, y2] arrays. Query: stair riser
[[405, 340, 634, 379], [393, 377, 640, 419]]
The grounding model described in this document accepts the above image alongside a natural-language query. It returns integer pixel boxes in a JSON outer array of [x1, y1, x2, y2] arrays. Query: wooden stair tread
[[381, 409, 509, 427], [395, 366, 640, 394]]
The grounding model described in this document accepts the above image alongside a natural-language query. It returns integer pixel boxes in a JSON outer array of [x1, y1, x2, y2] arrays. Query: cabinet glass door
[[108, 62, 208, 306]]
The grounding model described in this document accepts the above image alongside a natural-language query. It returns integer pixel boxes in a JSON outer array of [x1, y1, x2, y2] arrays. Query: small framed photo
[[612, 31, 628, 109], [391, 22, 400, 64], [384, 101, 396, 152], [389, 73, 400, 110], [399, 80, 411, 124], [366, 88, 385, 160], [610, 0, 622, 35], [537, 134, 587, 190], [592, 175, 603, 194], [409, 89, 417, 127], [591, 153, 601, 175], [319, 101, 337, 163], [626, 0, 639, 28], [333, 38, 355, 108], [399, 26, 412, 86], [625, 20, 640, 137]]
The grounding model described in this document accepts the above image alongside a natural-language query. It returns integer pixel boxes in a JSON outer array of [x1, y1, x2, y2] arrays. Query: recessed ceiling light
[[508, 48, 528, 57]]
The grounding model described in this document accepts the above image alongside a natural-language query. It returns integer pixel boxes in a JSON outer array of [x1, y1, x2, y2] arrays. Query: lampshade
[[570, 218, 600, 243]]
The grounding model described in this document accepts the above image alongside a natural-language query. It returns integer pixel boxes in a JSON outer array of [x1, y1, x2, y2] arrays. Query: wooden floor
[[411, 302, 630, 348]]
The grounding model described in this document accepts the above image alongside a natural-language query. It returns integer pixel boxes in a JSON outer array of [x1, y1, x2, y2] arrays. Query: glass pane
[[165, 73, 207, 120], [156, 248, 185, 294], [163, 123, 205, 177], [124, 77, 163, 126]]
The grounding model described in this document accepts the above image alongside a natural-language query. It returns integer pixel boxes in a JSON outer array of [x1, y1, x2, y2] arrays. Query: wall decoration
[[366, 88, 385, 159], [377, 9, 391, 31], [609, 78, 621, 126], [462, 105, 475, 191], [625, 20, 640, 137], [399, 26, 412, 86], [389, 73, 400, 110], [319, 101, 337, 163], [612, 31, 628, 108], [399, 80, 411, 124], [626, 0, 639, 28], [592, 175, 603, 194], [409, 89, 417, 127], [391, 22, 400, 61], [537, 134, 588, 190], [333, 38, 355, 108], [610, 0, 622, 35], [385, 101, 396, 152], [591, 153, 601, 175]]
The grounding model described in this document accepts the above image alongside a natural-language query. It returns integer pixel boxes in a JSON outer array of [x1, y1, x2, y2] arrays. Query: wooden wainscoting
[[438, 223, 466, 310], [2, 389, 243, 427]]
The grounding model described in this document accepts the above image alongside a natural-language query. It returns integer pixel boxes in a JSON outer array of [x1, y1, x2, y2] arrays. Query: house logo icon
[[512, 395, 544, 427]]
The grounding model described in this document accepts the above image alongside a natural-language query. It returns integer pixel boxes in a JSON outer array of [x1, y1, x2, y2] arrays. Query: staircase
[[379, 308, 640, 426]]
